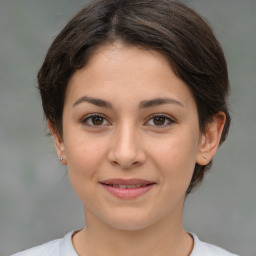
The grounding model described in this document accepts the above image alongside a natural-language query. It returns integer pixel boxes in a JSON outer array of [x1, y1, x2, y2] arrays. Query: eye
[[81, 114, 110, 127], [146, 115, 174, 127]]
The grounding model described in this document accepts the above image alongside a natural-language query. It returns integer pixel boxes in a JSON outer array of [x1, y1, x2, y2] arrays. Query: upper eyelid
[[82, 113, 108, 120], [80, 113, 175, 124], [81, 113, 110, 124], [143, 114, 175, 128], [146, 114, 175, 122]]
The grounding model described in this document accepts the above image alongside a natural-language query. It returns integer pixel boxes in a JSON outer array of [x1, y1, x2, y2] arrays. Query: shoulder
[[190, 233, 239, 256], [10, 238, 61, 256], [11, 231, 77, 256]]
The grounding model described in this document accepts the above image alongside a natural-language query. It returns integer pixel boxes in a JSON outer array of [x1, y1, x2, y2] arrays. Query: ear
[[47, 121, 67, 165], [196, 112, 226, 165]]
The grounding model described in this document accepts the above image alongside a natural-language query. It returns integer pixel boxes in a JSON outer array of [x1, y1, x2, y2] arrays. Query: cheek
[[63, 136, 109, 207], [149, 131, 199, 188], [64, 133, 108, 184]]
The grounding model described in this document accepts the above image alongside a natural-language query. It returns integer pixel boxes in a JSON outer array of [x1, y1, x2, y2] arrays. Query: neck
[[73, 205, 193, 256]]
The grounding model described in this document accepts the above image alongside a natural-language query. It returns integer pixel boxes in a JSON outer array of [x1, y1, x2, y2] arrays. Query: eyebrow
[[73, 96, 184, 109], [139, 98, 184, 109], [73, 96, 112, 108]]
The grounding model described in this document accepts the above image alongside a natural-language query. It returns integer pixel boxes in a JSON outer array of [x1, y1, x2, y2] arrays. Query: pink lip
[[100, 179, 156, 199]]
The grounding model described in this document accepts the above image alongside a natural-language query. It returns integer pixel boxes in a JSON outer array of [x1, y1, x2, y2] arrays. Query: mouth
[[104, 184, 151, 188], [99, 179, 156, 199]]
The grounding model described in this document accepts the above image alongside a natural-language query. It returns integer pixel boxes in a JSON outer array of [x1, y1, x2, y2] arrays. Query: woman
[[12, 0, 239, 255]]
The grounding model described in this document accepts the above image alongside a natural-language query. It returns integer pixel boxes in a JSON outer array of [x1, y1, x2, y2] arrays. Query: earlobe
[[47, 121, 67, 165], [196, 112, 226, 165]]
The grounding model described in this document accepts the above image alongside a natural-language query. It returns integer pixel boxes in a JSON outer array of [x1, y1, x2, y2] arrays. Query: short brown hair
[[38, 0, 230, 193]]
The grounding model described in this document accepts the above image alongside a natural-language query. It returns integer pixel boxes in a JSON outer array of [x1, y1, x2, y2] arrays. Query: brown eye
[[82, 114, 109, 127], [146, 115, 174, 127], [153, 116, 166, 126], [91, 116, 104, 125]]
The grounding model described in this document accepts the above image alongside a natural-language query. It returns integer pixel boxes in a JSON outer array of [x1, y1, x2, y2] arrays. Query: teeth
[[110, 184, 147, 188], [126, 185, 136, 188]]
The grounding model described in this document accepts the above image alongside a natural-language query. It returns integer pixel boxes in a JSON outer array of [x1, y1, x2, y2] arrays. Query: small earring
[[60, 157, 63, 161], [202, 156, 207, 160]]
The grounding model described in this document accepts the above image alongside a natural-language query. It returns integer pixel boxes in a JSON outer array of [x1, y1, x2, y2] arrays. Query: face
[[52, 42, 211, 231]]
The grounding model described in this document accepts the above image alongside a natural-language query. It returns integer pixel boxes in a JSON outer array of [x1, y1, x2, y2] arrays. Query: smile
[[100, 179, 156, 199], [107, 184, 148, 188]]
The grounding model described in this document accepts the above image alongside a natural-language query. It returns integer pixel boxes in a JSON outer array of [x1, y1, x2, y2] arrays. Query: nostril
[[110, 159, 141, 169], [107, 146, 146, 169], [132, 161, 139, 166], [112, 161, 119, 166]]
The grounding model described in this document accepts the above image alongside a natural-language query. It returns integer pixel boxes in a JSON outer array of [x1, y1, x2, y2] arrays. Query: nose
[[107, 123, 146, 169]]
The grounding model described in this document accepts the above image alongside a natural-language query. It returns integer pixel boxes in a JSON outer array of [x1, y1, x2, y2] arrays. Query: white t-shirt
[[11, 231, 239, 256]]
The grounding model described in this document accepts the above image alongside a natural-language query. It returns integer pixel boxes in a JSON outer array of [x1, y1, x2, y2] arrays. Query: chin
[[101, 209, 158, 232], [107, 219, 152, 231]]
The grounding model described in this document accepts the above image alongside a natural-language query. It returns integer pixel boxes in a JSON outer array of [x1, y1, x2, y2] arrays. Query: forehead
[[66, 42, 195, 108]]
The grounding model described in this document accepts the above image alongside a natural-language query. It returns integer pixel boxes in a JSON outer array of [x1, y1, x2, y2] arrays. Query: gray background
[[0, 1, 255, 255]]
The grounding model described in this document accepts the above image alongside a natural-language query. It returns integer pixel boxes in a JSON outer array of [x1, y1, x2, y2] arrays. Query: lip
[[99, 178, 156, 199]]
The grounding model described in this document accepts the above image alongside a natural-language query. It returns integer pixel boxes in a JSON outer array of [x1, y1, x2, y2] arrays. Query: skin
[[49, 42, 225, 256]]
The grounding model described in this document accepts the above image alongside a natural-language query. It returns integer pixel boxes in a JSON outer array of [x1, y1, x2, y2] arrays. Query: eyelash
[[81, 114, 110, 127], [145, 114, 174, 127], [80, 114, 175, 128]]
